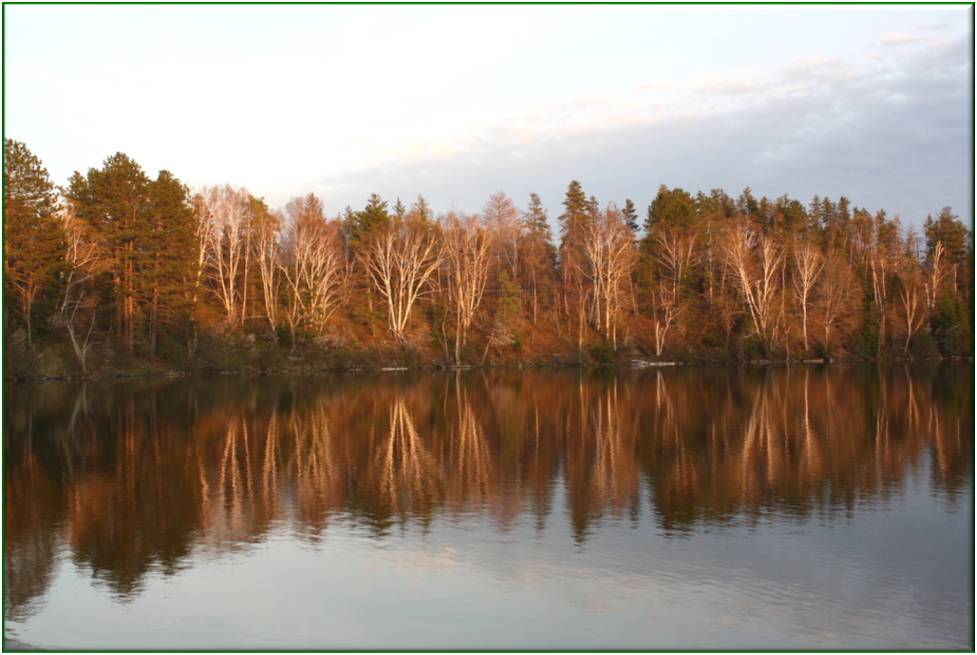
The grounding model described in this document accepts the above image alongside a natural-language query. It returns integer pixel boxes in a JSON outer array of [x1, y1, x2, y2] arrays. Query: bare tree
[[854, 213, 899, 354], [199, 185, 251, 326], [279, 198, 349, 351], [649, 227, 698, 357], [482, 191, 521, 278], [6, 257, 45, 350], [581, 205, 635, 349], [792, 242, 824, 352], [898, 258, 926, 353], [816, 252, 856, 356], [441, 213, 494, 366], [59, 209, 107, 373], [362, 220, 443, 343], [254, 208, 283, 335], [868, 246, 890, 353], [186, 193, 211, 356], [924, 240, 946, 311], [725, 222, 783, 355]]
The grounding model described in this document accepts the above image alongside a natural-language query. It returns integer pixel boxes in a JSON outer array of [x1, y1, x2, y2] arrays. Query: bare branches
[[199, 185, 252, 326], [441, 213, 494, 365], [818, 252, 854, 355], [899, 275, 925, 353], [792, 243, 824, 352], [279, 210, 349, 350], [581, 205, 635, 350], [255, 209, 283, 334], [482, 192, 521, 278], [724, 222, 783, 354], [924, 240, 946, 311], [59, 209, 108, 373], [649, 227, 698, 356], [362, 220, 443, 343]]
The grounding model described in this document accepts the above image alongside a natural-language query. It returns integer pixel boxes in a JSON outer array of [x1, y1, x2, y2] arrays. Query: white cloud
[[4, 5, 970, 224], [306, 32, 970, 225]]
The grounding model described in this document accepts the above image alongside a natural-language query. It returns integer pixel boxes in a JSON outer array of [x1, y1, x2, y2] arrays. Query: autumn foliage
[[3, 141, 973, 377]]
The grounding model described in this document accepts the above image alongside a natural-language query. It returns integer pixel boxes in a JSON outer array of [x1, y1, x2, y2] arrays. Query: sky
[[4, 5, 973, 226]]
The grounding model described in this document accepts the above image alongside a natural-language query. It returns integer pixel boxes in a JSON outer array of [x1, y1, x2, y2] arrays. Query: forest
[[3, 139, 973, 379]]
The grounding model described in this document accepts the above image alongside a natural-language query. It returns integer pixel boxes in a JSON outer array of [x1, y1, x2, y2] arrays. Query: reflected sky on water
[[3, 364, 973, 649]]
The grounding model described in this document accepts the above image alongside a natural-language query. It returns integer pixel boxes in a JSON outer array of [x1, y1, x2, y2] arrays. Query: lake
[[3, 364, 973, 649]]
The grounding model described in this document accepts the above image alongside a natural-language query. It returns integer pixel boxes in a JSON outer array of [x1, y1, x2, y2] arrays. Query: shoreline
[[4, 354, 969, 385]]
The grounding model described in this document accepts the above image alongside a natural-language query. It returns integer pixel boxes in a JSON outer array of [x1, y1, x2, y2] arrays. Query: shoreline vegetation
[[4, 140, 973, 383], [4, 348, 974, 384]]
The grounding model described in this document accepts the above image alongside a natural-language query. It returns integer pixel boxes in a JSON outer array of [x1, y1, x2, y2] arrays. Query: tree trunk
[[24, 297, 33, 351], [454, 314, 462, 367]]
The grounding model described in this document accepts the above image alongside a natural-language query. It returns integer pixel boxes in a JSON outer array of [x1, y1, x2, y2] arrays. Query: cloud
[[881, 32, 940, 48], [303, 33, 970, 227]]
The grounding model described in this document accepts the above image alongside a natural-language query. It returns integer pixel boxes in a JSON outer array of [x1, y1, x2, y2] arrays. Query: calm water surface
[[3, 365, 973, 649]]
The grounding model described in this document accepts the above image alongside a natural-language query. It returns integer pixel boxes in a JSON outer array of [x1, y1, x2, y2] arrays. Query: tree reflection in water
[[3, 364, 972, 618]]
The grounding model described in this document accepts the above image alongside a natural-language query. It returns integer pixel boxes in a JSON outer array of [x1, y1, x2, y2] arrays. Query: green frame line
[[0, 2, 974, 5], [0, 1, 974, 653]]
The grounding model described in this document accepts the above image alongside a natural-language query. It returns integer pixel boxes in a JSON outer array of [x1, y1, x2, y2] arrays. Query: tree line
[[4, 139, 973, 375]]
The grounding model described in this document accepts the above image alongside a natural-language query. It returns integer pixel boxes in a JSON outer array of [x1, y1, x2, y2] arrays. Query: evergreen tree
[[524, 193, 551, 239], [622, 198, 640, 234], [145, 170, 196, 354], [3, 140, 64, 348], [293, 192, 326, 223], [521, 193, 557, 323], [736, 187, 759, 220], [559, 180, 588, 249], [557, 180, 591, 344], [344, 193, 389, 248], [925, 208, 969, 270], [66, 152, 152, 352], [411, 195, 432, 223], [645, 185, 696, 232]]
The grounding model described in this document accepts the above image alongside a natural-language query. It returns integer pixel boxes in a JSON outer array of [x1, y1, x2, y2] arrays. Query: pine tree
[[66, 152, 151, 352], [411, 195, 432, 223], [344, 193, 389, 248], [524, 193, 551, 239], [925, 208, 969, 271], [558, 181, 591, 350], [622, 198, 640, 234], [736, 187, 759, 218], [3, 140, 64, 348], [646, 185, 696, 232], [521, 193, 557, 324], [558, 180, 588, 255], [145, 170, 196, 354]]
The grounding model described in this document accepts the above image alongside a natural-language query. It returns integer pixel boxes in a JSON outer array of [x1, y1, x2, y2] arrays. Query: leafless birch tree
[[59, 210, 107, 373], [581, 206, 635, 349], [649, 227, 698, 356], [254, 208, 283, 334], [792, 242, 824, 352], [725, 222, 783, 354], [924, 240, 946, 311], [279, 199, 348, 350], [199, 185, 252, 326], [441, 213, 494, 366], [362, 220, 443, 343]]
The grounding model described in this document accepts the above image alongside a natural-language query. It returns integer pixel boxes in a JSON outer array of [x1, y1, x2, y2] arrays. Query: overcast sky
[[5, 5, 972, 226]]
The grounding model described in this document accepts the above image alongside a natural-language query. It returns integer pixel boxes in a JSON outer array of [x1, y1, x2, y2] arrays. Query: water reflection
[[3, 364, 973, 644]]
